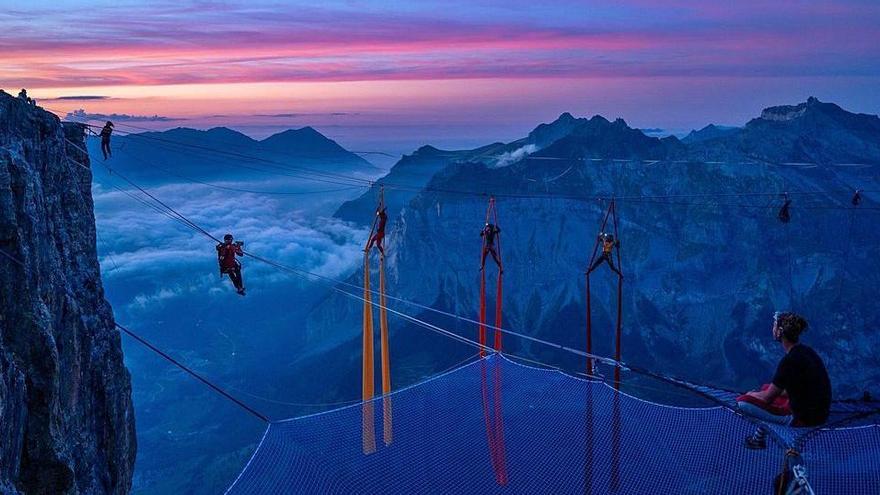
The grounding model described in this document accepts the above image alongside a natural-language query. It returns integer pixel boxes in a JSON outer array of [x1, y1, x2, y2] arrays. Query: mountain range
[[319, 97, 879, 399]]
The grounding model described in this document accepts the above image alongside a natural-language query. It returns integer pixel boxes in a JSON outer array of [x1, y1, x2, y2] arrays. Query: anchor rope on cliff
[[115, 322, 270, 423]]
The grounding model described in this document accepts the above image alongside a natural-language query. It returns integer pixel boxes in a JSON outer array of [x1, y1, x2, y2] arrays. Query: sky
[[5, 0, 880, 154]]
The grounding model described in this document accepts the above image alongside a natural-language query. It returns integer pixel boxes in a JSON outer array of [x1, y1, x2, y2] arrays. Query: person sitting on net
[[587, 232, 622, 277], [217, 233, 246, 296], [739, 312, 831, 449]]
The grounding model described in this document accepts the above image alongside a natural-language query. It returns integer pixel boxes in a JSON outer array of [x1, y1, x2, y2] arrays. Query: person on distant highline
[[739, 312, 831, 450], [99, 121, 114, 160], [480, 223, 502, 273], [217, 233, 246, 296], [587, 232, 622, 277], [365, 206, 388, 257]]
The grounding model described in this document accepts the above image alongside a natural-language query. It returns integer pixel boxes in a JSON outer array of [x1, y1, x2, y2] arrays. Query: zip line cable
[[115, 322, 270, 423], [0, 246, 25, 267]]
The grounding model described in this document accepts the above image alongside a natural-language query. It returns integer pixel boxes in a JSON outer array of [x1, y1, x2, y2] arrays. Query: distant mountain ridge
[[682, 124, 741, 144], [86, 125, 380, 186], [338, 97, 880, 227]]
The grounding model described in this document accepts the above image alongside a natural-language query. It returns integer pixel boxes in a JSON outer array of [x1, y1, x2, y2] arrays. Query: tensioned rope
[[0, 246, 25, 267], [116, 322, 270, 423]]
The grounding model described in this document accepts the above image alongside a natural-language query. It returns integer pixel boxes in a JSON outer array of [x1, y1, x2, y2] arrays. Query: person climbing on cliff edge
[[587, 232, 622, 277], [99, 121, 114, 160], [480, 223, 502, 273], [365, 206, 388, 257], [738, 312, 831, 449], [17, 89, 35, 106], [217, 233, 246, 296]]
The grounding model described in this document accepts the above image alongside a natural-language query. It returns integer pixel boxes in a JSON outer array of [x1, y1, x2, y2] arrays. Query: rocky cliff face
[[0, 92, 136, 494], [310, 98, 880, 398]]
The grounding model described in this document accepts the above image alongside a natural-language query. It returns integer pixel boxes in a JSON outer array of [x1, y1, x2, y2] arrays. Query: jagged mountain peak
[[261, 126, 336, 146], [256, 126, 373, 165], [526, 112, 589, 149], [754, 96, 880, 129], [554, 111, 577, 123], [146, 126, 253, 144], [414, 145, 445, 156], [682, 124, 741, 144], [205, 126, 254, 139], [758, 96, 838, 122]]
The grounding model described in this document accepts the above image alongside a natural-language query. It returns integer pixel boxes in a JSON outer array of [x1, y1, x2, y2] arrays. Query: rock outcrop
[[0, 92, 136, 494]]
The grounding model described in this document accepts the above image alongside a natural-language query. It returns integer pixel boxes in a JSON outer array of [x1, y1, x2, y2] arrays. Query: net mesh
[[226, 355, 880, 494], [799, 424, 880, 495]]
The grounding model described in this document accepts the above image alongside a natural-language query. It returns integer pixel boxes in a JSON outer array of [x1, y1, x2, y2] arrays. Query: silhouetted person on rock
[[99, 121, 114, 160], [587, 232, 622, 277], [480, 223, 502, 273], [217, 233, 246, 295]]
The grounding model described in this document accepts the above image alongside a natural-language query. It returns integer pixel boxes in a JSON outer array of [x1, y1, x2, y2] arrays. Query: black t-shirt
[[772, 344, 832, 426]]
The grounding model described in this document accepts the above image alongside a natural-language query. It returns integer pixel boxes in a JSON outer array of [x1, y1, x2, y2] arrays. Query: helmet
[[106, 121, 114, 127], [224, 233, 234, 241]]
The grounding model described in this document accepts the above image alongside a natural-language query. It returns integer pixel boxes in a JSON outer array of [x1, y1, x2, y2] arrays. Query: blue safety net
[[226, 355, 880, 494], [800, 425, 880, 495]]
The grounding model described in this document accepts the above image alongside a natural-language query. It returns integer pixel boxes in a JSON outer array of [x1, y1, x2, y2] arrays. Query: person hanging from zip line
[[738, 312, 831, 450], [217, 233, 246, 296], [587, 232, 622, 277], [99, 121, 114, 160], [365, 206, 388, 257], [480, 223, 503, 273]]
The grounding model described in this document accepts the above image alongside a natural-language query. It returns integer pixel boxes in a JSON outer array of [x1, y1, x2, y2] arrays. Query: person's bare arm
[[748, 383, 784, 402]]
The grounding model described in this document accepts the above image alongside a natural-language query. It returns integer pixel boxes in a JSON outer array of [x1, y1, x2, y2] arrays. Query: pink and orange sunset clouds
[[4, 0, 879, 151]]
